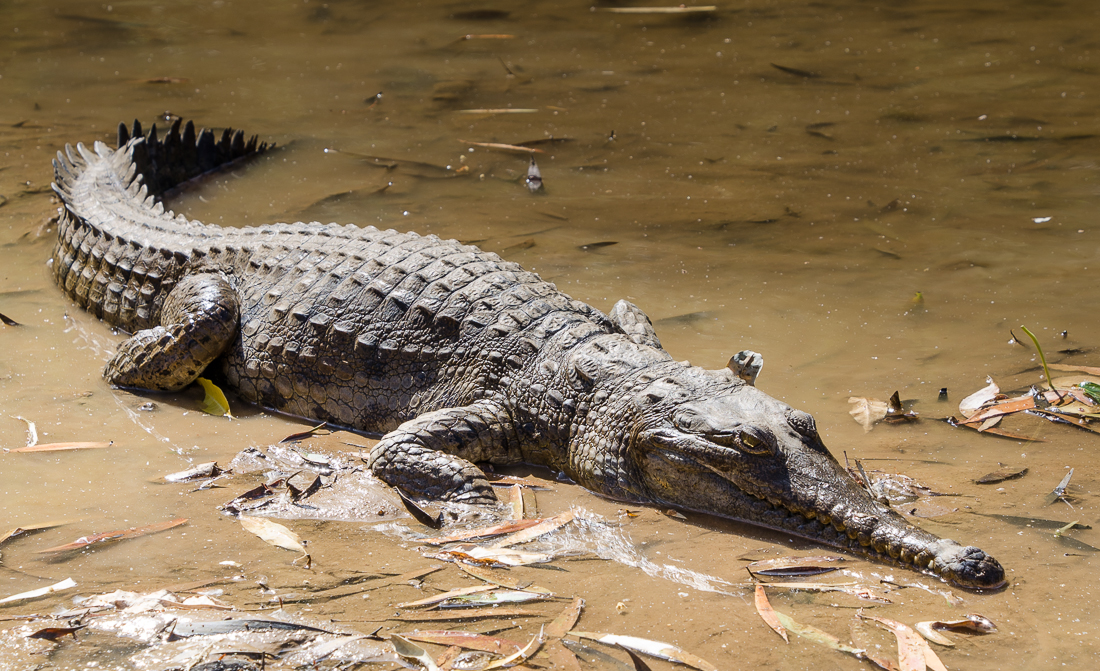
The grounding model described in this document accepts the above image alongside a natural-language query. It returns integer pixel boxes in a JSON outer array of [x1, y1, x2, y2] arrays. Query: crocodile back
[[52, 121, 616, 434]]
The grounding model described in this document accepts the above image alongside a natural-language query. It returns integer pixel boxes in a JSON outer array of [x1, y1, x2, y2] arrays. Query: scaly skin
[[50, 120, 1006, 589]]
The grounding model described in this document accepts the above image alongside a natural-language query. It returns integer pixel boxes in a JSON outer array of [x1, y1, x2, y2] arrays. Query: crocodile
[[49, 119, 1005, 589]]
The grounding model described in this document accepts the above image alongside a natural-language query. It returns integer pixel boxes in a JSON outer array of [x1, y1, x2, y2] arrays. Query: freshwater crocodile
[[50, 119, 1005, 589]]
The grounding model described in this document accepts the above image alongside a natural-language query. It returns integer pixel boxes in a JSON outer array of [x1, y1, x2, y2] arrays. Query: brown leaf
[[754, 585, 788, 642], [399, 630, 523, 654], [859, 611, 942, 671], [392, 608, 541, 621], [37, 518, 187, 553], [546, 596, 585, 639], [488, 509, 575, 548], [8, 441, 111, 453], [849, 397, 889, 432], [396, 488, 442, 529], [27, 624, 86, 641], [421, 518, 544, 546], [1049, 363, 1100, 376]]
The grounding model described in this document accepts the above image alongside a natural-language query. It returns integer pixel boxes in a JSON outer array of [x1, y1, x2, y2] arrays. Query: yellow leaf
[[197, 377, 232, 418]]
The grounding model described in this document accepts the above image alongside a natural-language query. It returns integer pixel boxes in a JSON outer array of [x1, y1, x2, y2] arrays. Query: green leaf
[[197, 377, 232, 418], [1079, 381, 1100, 404]]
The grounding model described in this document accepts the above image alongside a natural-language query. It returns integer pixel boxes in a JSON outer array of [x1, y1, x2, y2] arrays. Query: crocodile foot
[[363, 400, 514, 505]]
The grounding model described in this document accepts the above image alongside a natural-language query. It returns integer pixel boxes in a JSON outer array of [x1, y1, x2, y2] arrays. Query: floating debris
[[746, 555, 847, 578], [599, 6, 717, 14], [526, 157, 543, 192], [8, 441, 112, 453], [460, 139, 543, 154], [0, 578, 77, 606], [753, 585, 788, 642], [196, 377, 232, 418], [568, 631, 718, 671], [163, 461, 224, 483], [1044, 469, 1074, 506], [238, 516, 310, 567], [858, 611, 946, 671], [37, 518, 186, 554]]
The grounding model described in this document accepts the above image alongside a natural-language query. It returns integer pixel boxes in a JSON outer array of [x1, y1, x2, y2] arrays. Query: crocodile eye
[[738, 430, 772, 454]]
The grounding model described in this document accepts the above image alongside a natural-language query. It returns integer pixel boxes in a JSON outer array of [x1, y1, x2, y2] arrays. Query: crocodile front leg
[[364, 399, 518, 505], [104, 271, 239, 391]]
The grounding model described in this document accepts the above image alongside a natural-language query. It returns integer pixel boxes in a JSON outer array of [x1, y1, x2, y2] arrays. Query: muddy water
[[1, 0, 1098, 668]]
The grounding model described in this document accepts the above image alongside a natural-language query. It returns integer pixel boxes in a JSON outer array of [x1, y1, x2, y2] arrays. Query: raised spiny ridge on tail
[[118, 118, 271, 197]]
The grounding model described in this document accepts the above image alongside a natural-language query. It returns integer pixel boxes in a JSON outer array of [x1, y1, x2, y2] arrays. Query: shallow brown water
[[2, 1, 1099, 668]]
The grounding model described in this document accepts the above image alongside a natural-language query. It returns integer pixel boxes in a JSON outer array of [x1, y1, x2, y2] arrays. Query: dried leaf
[[460, 139, 543, 154], [391, 607, 541, 621], [481, 626, 544, 670], [196, 377, 232, 418], [443, 543, 553, 566], [27, 624, 87, 640], [422, 520, 547, 546], [508, 484, 525, 520], [279, 422, 329, 443], [959, 397, 1035, 425], [618, 643, 656, 671], [753, 585, 788, 642], [441, 589, 547, 608], [599, 5, 717, 13], [546, 640, 583, 671], [1049, 363, 1100, 376], [849, 397, 889, 431], [915, 621, 955, 646], [755, 581, 892, 604], [163, 461, 223, 483], [858, 611, 942, 671], [457, 562, 552, 595], [922, 613, 997, 634], [568, 632, 718, 671], [546, 597, 585, 639], [390, 635, 443, 671], [0, 311, 21, 326], [239, 516, 309, 565], [399, 630, 522, 654], [771, 610, 864, 657], [8, 441, 111, 452], [457, 108, 539, 114], [1, 521, 67, 546], [746, 555, 846, 577], [0, 578, 77, 605], [1044, 468, 1075, 505], [38, 518, 187, 553], [396, 488, 442, 529], [396, 584, 496, 608], [959, 377, 1001, 418], [489, 509, 575, 548], [974, 467, 1028, 484]]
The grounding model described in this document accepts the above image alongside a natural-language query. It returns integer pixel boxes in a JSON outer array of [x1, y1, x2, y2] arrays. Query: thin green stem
[[1020, 325, 1056, 392]]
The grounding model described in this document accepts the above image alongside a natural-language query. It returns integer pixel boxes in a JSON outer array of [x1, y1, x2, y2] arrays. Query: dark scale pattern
[[50, 120, 1007, 590]]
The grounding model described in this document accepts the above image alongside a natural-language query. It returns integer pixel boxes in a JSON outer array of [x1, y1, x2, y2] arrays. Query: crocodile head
[[579, 354, 1005, 590]]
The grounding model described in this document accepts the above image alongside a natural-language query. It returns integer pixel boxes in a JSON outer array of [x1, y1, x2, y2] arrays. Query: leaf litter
[[14, 439, 1006, 671]]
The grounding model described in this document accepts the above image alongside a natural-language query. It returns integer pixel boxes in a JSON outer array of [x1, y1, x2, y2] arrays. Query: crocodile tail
[[118, 118, 270, 196]]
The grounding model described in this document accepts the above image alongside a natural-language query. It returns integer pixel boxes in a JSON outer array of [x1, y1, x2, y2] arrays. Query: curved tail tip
[[935, 545, 1006, 590]]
